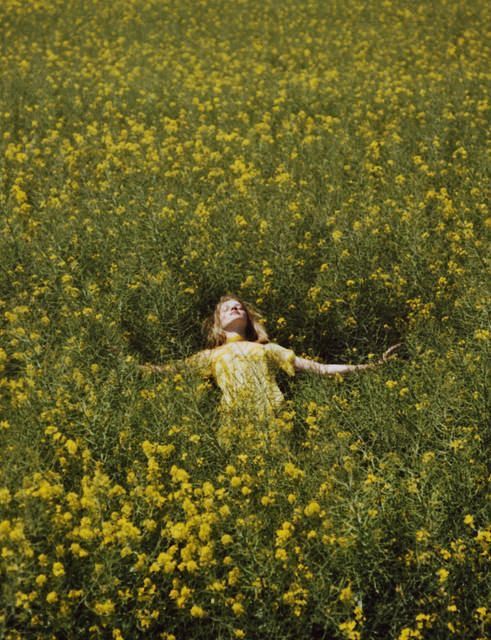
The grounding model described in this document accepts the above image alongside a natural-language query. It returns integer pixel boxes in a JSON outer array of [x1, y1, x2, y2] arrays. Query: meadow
[[0, 0, 489, 638]]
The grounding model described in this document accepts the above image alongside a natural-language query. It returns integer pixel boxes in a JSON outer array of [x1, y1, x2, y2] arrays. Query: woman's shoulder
[[185, 348, 213, 372], [263, 341, 293, 351], [263, 342, 296, 373]]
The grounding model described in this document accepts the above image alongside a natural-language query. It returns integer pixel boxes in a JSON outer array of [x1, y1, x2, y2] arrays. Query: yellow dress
[[186, 335, 296, 450]]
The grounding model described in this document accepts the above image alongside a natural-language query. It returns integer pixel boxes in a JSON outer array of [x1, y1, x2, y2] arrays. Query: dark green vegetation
[[0, 0, 489, 638]]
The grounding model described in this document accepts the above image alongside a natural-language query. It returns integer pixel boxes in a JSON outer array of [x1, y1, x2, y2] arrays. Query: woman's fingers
[[382, 343, 403, 361], [138, 364, 155, 374]]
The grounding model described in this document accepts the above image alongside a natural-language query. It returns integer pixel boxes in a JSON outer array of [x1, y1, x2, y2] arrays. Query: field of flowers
[[0, 0, 489, 638]]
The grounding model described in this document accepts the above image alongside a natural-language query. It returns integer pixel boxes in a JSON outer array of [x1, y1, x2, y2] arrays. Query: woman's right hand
[[137, 364, 163, 375]]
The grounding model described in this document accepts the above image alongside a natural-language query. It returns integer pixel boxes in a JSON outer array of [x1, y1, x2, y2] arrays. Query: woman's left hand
[[379, 343, 403, 363]]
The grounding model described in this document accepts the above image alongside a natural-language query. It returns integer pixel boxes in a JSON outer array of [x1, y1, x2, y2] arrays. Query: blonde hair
[[203, 295, 269, 347]]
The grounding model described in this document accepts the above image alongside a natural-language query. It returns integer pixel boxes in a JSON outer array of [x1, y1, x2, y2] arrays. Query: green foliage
[[0, 0, 489, 638]]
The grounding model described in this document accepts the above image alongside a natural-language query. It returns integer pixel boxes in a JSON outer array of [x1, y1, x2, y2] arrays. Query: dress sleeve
[[184, 349, 213, 378], [264, 343, 296, 376]]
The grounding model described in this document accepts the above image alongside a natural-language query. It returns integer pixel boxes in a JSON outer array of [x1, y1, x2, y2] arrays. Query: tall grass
[[0, 0, 489, 638]]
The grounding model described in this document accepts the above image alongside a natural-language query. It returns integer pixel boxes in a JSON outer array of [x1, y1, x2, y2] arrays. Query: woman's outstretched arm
[[294, 344, 402, 376], [137, 349, 213, 376], [137, 363, 174, 374]]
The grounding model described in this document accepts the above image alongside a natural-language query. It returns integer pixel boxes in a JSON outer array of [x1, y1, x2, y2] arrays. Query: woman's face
[[219, 299, 248, 332]]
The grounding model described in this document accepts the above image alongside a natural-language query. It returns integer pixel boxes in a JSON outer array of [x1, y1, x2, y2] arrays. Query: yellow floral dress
[[186, 335, 296, 450]]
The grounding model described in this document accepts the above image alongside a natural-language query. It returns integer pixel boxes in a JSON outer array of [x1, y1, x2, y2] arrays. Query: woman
[[140, 295, 401, 450]]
